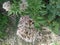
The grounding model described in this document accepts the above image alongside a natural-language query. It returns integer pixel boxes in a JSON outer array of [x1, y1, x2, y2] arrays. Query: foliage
[[8, 0, 21, 15], [22, 0, 60, 34], [46, 0, 60, 34], [22, 0, 47, 29], [0, 0, 60, 39], [0, 14, 8, 39]]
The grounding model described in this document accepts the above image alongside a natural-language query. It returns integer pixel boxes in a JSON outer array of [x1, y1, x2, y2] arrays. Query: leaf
[[52, 22, 60, 34]]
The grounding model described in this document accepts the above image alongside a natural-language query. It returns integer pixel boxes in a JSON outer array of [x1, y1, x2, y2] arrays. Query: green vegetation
[[0, 14, 8, 39], [0, 0, 60, 39]]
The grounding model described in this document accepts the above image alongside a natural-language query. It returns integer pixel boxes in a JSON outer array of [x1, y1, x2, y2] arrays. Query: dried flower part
[[20, 0, 28, 11], [17, 16, 37, 42], [38, 27, 57, 44], [3, 1, 11, 11], [16, 16, 57, 44]]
